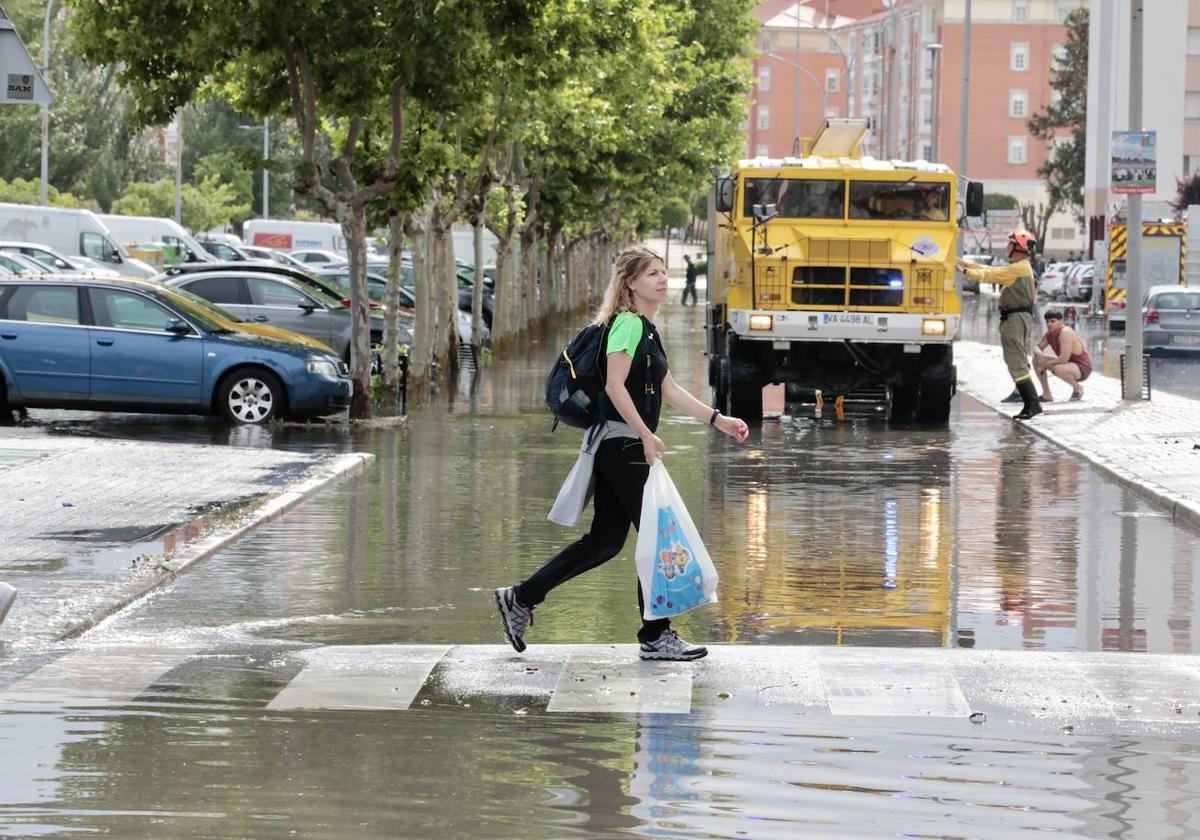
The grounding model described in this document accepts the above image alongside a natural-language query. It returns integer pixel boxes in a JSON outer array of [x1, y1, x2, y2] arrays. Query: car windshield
[[743, 177, 844, 219], [152, 286, 236, 334], [849, 180, 951, 221]]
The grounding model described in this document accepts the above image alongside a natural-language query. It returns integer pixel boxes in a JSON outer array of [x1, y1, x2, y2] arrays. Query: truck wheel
[[217, 368, 285, 425], [890, 382, 917, 420], [915, 364, 955, 423], [727, 342, 763, 425], [784, 383, 819, 406]]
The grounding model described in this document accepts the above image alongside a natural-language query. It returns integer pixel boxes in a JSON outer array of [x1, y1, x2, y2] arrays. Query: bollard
[[1119, 351, 1152, 400], [399, 353, 409, 416], [0, 582, 16, 627]]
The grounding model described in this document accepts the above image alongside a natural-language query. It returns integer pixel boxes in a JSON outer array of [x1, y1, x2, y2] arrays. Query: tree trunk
[[471, 210, 485, 357], [431, 217, 459, 373], [335, 203, 371, 418], [382, 212, 406, 396], [406, 211, 434, 385]]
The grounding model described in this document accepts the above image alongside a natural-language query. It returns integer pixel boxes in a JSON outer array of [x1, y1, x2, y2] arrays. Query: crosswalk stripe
[[266, 644, 451, 711], [547, 650, 693, 714], [818, 656, 970, 717], [0, 646, 202, 704]]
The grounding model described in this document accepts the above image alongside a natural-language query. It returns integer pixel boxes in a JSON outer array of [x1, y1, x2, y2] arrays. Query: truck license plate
[[821, 313, 876, 326]]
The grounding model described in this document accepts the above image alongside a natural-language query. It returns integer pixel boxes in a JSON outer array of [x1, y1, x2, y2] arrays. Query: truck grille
[[752, 237, 946, 313]]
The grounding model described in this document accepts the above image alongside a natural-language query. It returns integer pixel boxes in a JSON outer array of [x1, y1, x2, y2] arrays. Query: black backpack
[[546, 314, 648, 430]]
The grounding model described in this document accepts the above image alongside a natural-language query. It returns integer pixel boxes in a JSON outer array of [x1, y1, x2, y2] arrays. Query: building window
[[738, 118, 750, 133], [755, 144, 769, 157], [1007, 136, 1027, 164], [1014, 0, 1028, 22], [1188, 28, 1200, 57], [849, 33, 857, 54], [1056, 1, 1082, 24], [1052, 44, 1067, 67], [1185, 92, 1200, 119], [1010, 43, 1029, 71], [921, 95, 932, 126], [758, 65, 771, 92], [1009, 90, 1028, 118], [758, 31, 771, 51], [922, 144, 932, 161], [1050, 227, 1075, 240], [757, 105, 770, 131], [826, 69, 840, 93]]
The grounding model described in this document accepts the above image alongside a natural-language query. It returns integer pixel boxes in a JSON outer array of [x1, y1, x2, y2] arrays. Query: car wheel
[[217, 368, 284, 424]]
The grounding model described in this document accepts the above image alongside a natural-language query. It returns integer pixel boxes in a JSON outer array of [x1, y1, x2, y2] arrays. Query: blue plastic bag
[[635, 460, 719, 619]]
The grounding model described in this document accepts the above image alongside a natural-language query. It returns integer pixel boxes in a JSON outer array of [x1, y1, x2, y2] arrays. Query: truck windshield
[[743, 178, 844, 219], [848, 181, 950, 221]]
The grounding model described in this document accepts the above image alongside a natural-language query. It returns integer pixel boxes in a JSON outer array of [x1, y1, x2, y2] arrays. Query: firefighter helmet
[[1007, 229, 1037, 254]]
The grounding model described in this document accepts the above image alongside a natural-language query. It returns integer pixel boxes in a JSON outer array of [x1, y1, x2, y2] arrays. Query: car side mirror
[[714, 176, 735, 213], [964, 181, 984, 218], [298, 301, 318, 314], [165, 318, 192, 334], [109, 250, 123, 264]]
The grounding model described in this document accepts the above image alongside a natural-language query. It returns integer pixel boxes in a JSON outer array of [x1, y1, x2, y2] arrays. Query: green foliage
[[659, 197, 690, 230], [0, 177, 87, 208], [983, 193, 1020, 212], [112, 178, 250, 233], [1027, 6, 1087, 220]]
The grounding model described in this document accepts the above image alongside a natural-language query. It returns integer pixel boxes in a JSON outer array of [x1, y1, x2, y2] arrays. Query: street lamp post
[[925, 43, 943, 162], [39, 0, 54, 206]]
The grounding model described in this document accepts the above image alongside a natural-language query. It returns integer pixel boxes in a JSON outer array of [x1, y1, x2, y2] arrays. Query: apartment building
[[747, 0, 1087, 253]]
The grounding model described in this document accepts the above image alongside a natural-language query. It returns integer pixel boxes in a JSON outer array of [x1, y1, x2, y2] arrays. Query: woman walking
[[494, 245, 749, 661]]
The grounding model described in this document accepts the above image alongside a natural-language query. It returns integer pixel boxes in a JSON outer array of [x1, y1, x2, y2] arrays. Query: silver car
[[162, 270, 411, 362], [1142, 284, 1200, 352]]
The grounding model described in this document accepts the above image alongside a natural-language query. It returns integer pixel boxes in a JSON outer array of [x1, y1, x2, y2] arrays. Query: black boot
[[1014, 379, 1043, 420]]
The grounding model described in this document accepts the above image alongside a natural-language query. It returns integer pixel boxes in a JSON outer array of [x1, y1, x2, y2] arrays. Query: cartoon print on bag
[[657, 541, 692, 581]]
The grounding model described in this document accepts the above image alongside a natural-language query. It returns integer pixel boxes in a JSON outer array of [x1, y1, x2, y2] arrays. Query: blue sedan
[[0, 276, 352, 424]]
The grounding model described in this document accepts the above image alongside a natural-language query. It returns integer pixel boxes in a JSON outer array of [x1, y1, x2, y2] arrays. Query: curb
[[957, 384, 1200, 534], [53, 451, 374, 642]]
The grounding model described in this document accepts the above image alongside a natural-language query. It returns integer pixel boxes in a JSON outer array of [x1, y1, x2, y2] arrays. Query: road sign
[[0, 12, 52, 105], [1111, 131, 1156, 194]]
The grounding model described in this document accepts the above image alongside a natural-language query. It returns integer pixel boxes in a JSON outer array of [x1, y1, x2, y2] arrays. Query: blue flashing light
[[888, 279, 904, 288]]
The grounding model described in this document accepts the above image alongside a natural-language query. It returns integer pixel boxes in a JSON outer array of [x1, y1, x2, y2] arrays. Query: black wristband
[[709, 409, 720, 426]]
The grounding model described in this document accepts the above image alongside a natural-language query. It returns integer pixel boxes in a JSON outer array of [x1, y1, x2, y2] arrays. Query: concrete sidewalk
[[955, 340, 1200, 530], [0, 430, 371, 645]]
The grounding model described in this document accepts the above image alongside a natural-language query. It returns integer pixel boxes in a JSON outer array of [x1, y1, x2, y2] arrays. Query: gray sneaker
[[639, 629, 708, 661], [494, 587, 533, 653]]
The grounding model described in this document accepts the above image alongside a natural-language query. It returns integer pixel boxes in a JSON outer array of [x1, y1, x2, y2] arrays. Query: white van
[[0, 203, 156, 278], [243, 219, 347, 253], [98, 214, 216, 264]]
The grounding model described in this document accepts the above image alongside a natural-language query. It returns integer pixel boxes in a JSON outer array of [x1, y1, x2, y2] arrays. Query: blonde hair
[[593, 245, 665, 324]]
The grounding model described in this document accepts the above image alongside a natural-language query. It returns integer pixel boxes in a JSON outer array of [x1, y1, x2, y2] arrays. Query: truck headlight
[[749, 314, 773, 331], [921, 318, 947, 336], [306, 358, 340, 379]]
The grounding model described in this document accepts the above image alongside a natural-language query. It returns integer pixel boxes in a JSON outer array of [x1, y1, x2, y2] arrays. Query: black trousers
[[515, 437, 671, 643], [681, 282, 697, 306]]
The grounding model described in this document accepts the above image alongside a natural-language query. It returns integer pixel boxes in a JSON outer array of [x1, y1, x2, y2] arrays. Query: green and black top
[[605, 311, 668, 432]]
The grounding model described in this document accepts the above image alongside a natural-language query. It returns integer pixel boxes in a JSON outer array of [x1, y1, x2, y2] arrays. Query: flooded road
[[2, 300, 1199, 837]]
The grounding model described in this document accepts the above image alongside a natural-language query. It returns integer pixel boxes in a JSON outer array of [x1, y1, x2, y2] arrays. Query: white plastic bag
[[634, 460, 719, 620]]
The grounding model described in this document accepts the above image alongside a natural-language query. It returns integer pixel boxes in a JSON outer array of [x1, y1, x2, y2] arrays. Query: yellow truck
[[1104, 221, 1186, 328], [707, 119, 982, 422]]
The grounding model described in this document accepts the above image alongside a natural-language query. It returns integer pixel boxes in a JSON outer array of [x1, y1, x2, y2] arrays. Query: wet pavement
[[2, 300, 1200, 837]]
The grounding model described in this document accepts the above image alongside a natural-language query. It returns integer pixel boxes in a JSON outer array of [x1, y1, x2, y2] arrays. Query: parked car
[[288, 248, 345, 266], [0, 276, 351, 423], [1141, 284, 1200, 352], [240, 245, 304, 266], [196, 234, 249, 262], [0, 240, 122, 277], [0, 251, 51, 276], [314, 265, 487, 344], [98, 214, 216, 264], [162, 270, 410, 361], [1063, 263, 1096, 302], [1038, 261, 1069, 299], [161, 260, 369, 309], [0, 203, 157, 278]]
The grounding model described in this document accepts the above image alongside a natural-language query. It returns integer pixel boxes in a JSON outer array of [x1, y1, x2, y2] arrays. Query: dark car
[[162, 270, 411, 361], [323, 260, 494, 329], [0, 276, 351, 423], [161, 260, 369, 308]]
